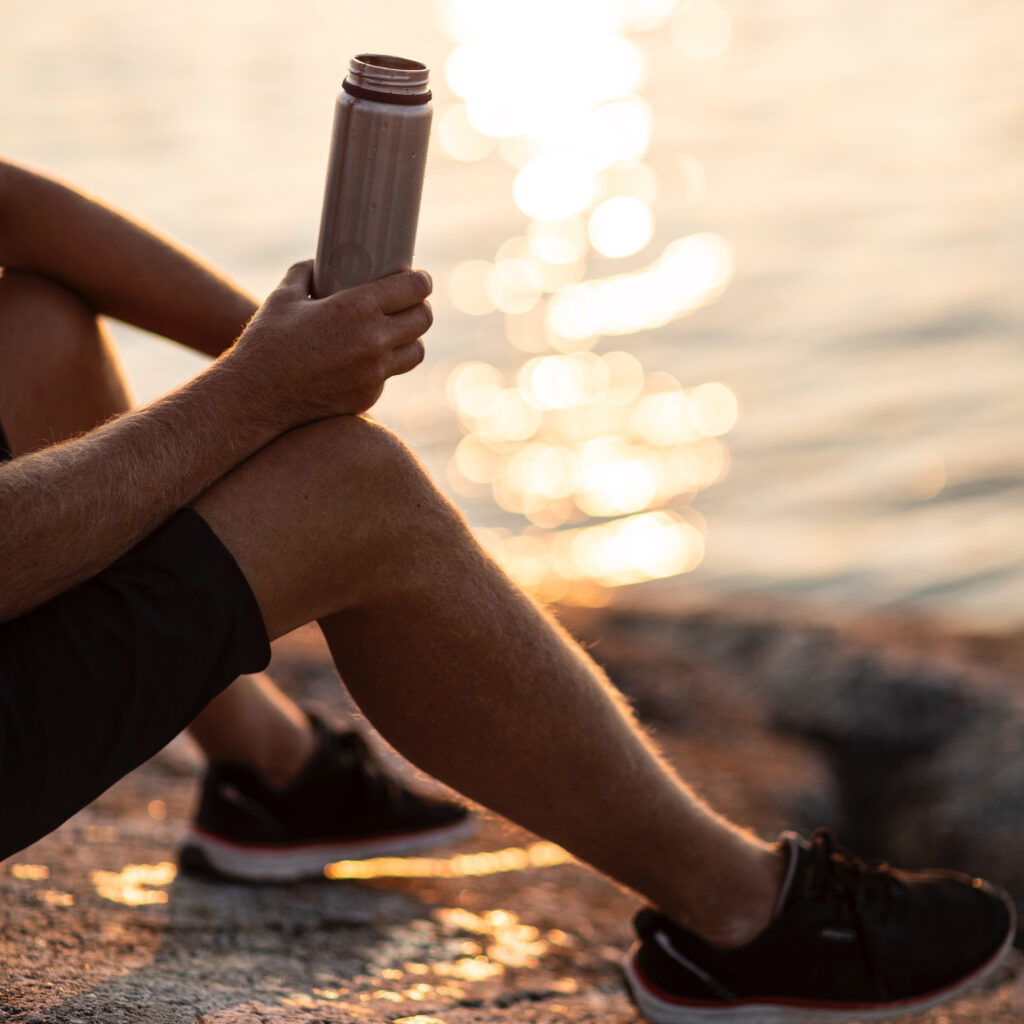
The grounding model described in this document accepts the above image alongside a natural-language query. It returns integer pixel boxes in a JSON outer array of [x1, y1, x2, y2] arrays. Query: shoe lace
[[801, 828, 907, 1000]]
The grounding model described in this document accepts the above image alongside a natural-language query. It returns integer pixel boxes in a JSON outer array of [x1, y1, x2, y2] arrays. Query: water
[[3, 0, 1022, 627]]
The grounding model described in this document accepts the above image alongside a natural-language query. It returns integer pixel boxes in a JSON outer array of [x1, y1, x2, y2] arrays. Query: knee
[[292, 415, 440, 503], [281, 415, 465, 547], [0, 269, 101, 370]]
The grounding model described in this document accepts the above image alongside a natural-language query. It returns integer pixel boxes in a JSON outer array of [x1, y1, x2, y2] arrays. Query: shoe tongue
[[772, 831, 804, 919]]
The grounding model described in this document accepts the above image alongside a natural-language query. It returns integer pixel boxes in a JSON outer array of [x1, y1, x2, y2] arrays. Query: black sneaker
[[624, 829, 1015, 1024], [179, 715, 475, 882]]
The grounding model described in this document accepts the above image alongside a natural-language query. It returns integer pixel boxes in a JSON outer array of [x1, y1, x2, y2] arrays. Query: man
[[0, 158, 1014, 1024], [0, 161, 474, 882]]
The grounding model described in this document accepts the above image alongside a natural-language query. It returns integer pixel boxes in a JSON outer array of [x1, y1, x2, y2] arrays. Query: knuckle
[[346, 290, 376, 319]]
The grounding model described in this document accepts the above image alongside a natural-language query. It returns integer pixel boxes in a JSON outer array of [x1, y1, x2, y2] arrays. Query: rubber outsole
[[622, 892, 1017, 1024], [179, 813, 478, 882]]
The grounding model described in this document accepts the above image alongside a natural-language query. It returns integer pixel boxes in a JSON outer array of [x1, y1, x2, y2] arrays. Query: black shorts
[[0, 507, 271, 860]]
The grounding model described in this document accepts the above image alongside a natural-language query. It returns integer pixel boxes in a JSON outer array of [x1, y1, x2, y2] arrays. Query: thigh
[[0, 508, 269, 860], [192, 414, 459, 641]]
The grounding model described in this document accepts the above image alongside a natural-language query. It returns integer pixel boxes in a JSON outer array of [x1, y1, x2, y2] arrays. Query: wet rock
[[888, 704, 1024, 908]]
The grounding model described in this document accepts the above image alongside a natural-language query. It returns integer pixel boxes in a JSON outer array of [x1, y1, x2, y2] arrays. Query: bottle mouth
[[347, 53, 430, 96]]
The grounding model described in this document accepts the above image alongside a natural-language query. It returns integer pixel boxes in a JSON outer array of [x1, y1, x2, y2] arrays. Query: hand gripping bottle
[[313, 54, 432, 297]]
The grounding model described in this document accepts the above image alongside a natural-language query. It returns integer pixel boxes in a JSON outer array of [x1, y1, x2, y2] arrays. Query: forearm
[[0, 259, 433, 622], [0, 353, 285, 621], [0, 159, 257, 356]]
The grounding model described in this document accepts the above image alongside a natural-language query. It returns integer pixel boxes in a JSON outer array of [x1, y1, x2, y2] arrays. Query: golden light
[[513, 156, 597, 222], [500, 533, 551, 588], [588, 196, 655, 258], [506, 444, 579, 499], [690, 381, 739, 436], [518, 355, 587, 409], [600, 351, 646, 404], [583, 460, 658, 516], [536, 259, 588, 295], [435, 0, 492, 44], [527, 217, 588, 265], [90, 861, 177, 906], [324, 841, 572, 879], [454, 434, 500, 483], [504, 305, 552, 353], [36, 890, 74, 907], [448, 260, 497, 316], [10, 864, 49, 880], [496, 234, 585, 293], [498, 135, 538, 169], [487, 257, 543, 314], [590, 98, 653, 165], [609, 511, 705, 579], [672, 0, 732, 60], [447, 361, 505, 417], [435, 0, 739, 598], [634, 389, 698, 445], [527, 501, 576, 531], [546, 233, 733, 338], [557, 510, 704, 584], [483, 388, 543, 440], [438, 103, 496, 162], [433, 957, 505, 981], [434, 906, 549, 969], [670, 437, 729, 487], [576, 439, 659, 517], [624, 0, 682, 31], [660, 232, 734, 297], [546, 283, 603, 345]]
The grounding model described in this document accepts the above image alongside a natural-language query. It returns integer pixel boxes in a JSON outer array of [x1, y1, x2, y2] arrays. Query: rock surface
[[2, 600, 1023, 1022]]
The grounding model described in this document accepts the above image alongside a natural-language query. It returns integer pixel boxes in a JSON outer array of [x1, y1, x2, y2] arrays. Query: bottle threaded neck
[[346, 54, 430, 97]]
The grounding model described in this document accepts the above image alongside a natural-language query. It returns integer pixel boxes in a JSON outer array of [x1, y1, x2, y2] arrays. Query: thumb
[[269, 260, 314, 301]]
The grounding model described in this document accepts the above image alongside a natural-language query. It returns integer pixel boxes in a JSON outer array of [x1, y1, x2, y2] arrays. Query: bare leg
[[0, 269, 132, 453], [186, 674, 315, 787], [0, 270, 314, 785], [194, 416, 784, 946]]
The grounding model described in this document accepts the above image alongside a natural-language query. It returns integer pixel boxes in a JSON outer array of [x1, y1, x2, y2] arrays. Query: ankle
[[254, 715, 320, 790], [663, 842, 787, 949]]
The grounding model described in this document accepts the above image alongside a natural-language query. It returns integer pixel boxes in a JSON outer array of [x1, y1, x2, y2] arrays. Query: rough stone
[[3, 607, 1024, 1021]]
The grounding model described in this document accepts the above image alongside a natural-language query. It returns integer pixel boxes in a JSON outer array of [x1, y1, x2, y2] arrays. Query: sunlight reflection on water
[[434, 0, 737, 599], [5, 0, 1023, 623]]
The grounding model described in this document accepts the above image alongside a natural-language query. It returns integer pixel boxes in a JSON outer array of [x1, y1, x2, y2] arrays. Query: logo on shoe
[[218, 783, 245, 805], [819, 926, 857, 942]]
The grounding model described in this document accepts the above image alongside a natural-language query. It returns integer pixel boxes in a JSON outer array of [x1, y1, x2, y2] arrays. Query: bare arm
[[0, 262, 433, 621], [0, 158, 257, 356]]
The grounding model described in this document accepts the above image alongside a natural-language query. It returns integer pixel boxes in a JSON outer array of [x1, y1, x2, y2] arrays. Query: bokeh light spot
[[449, 260, 497, 316], [514, 156, 597, 222], [690, 381, 739, 436], [588, 196, 655, 258], [439, 103, 496, 162]]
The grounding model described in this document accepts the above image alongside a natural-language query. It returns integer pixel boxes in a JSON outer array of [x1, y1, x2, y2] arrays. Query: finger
[[386, 300, 433, 342], [272, 260, 314, 299], [371, 269, 433, 315], [388, 338, 426, 377]]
